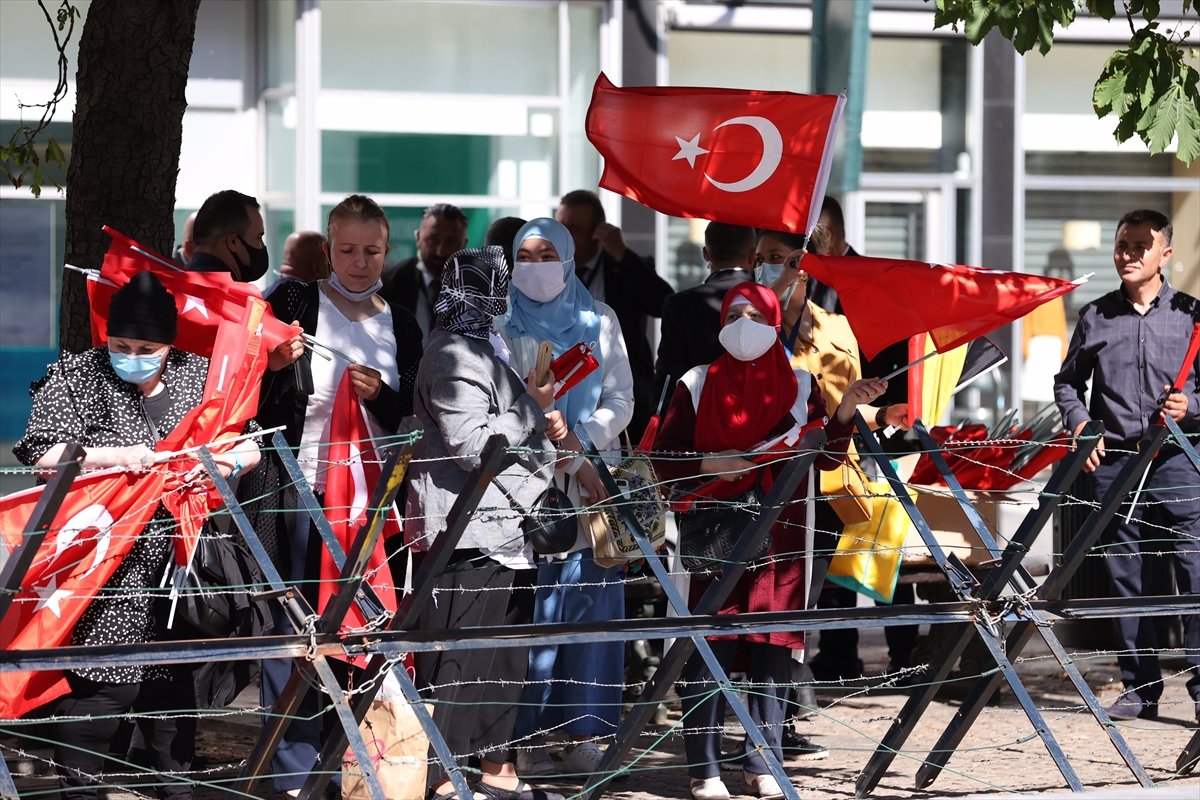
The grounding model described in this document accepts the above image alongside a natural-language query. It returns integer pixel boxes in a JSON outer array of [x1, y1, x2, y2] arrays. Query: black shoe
[[781, 727, 828, 761], [808, 653, 863, 682], [1104, 692, 1158, 721], [476, 780, 565, 800]]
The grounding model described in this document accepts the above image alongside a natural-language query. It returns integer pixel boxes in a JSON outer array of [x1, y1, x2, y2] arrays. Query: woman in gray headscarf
[[403, 246, 565, 800]]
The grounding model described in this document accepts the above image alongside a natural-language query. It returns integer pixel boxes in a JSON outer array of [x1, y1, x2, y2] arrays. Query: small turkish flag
[[0, 469, 166, 718], [88, 226, 293, 358], [798, 253, 1084, 360], [586, 73, 845, 233], [319, 373, 400, 656]]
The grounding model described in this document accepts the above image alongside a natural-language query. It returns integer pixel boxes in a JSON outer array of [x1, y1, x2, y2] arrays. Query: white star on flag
[[672, 133, 710, 169], [34, 576, 72, 618], [182, 295, 209, 319]]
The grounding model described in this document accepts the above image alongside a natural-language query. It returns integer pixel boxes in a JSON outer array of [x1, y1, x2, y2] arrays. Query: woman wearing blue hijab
[[501, 217, 634, 776]]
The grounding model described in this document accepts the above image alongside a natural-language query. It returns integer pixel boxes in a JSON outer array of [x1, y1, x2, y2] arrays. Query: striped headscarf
[[434, 246, 510, 341]]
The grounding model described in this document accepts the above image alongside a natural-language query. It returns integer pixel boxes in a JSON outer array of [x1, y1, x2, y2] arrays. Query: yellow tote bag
[[826, 482, 917, 603]]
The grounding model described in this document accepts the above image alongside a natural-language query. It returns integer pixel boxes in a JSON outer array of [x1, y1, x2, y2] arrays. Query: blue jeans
[[514, 548, 625, 738]]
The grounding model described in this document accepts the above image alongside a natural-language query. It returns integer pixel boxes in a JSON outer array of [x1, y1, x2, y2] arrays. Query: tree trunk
[[60, 0, 202, 354]]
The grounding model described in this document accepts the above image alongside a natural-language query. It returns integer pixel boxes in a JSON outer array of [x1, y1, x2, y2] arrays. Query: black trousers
[[54, 673, 195, 800], [679, 640, 792, 779], [415, 551, 536, 786], [1092, 448, 1200, 703]]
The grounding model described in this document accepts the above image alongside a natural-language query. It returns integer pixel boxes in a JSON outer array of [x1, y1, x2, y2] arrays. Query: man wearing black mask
[[187, 189, 270, 282]]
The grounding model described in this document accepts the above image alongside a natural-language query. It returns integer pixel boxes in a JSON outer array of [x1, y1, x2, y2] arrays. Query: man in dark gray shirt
[[1054, 208, 1200, 724]]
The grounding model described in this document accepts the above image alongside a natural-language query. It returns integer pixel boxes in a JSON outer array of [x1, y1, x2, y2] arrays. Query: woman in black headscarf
[[403, 246, 564, 800]]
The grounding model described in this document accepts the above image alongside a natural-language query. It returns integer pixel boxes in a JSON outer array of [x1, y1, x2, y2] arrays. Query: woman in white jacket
[[501, 217, 634, 776]]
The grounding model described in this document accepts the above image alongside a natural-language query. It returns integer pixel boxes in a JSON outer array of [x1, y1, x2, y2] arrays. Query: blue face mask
[[755, 263, 785, 287], [109, 350, 164, 384]]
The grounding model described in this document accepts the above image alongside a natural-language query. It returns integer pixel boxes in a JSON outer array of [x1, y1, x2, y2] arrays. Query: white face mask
[[719, 316, 778, 362], [755, 263, 785, 287], [328, 271, 383, 301], [512, 261, 567, 303]]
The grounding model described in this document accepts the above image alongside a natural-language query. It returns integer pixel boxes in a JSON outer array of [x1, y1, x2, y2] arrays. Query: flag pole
[[880, 349, 941, 382], [131, 244, 186, 273], [152, 424, 287, 463], [302, 333, 353, 364]]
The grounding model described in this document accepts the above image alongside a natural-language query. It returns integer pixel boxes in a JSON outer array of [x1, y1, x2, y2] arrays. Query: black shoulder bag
[[676, 481, 770, 575], [493, 478, 577, 555]]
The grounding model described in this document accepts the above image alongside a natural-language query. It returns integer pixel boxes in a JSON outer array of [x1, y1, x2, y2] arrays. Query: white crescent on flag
[[704, 116, 783, 193], [33, 503, 115, 618], [52, 503, 114, 580], [672, 116, 785, 194]]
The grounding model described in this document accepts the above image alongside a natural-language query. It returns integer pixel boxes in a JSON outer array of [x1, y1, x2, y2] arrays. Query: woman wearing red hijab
[[653, 282, 886, 800]]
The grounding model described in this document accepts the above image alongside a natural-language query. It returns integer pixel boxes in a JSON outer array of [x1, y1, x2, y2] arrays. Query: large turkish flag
[[88, 226, 293, 358], [798, 253, 1084, 360], [0, 469, 166, 718], [586, 73, 844, 233], [158, 298, 270, 568]]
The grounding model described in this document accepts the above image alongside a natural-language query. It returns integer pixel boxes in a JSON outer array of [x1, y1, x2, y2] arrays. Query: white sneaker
[[744, 772, 791, 799], [515, 747, 557, 777], [561, 740, 605, 775], [690, 777, 732, 800]]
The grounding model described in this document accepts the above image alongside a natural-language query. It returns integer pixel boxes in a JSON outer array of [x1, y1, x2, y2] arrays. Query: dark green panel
[[322, 132, 492, 195]]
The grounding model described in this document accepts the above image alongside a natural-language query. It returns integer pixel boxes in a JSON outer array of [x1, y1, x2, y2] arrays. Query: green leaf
[[931, 0, 960, 31], [1088, 0, 1117, 20], [964, 6, 999, 44], [45, 136, 64, 166], [1174, 88, 1200, 163], [1145, 85, 1183, 153], [1142, 0, 1160, 22], [1013, 8, 1039, 53], [1093, 68, 1128, 115], [1052, 0, 1075, 28], [995, 3, 1020, 40], [1035, 6, 1060, 55]]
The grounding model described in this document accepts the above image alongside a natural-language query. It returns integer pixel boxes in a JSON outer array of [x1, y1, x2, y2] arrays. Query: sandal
[[475, 780, 565, 800]]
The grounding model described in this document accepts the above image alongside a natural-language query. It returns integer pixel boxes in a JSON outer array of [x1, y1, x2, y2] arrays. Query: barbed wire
[[3, 427, 1197, 798]]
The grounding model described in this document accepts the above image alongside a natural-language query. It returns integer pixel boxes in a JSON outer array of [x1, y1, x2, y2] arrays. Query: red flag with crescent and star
[[87, 226, 294, 358], [797, 253, 1086, 360], [0, 469, 166, 718], [585, 73, 845, 233], [319, 372, 400, 655]]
